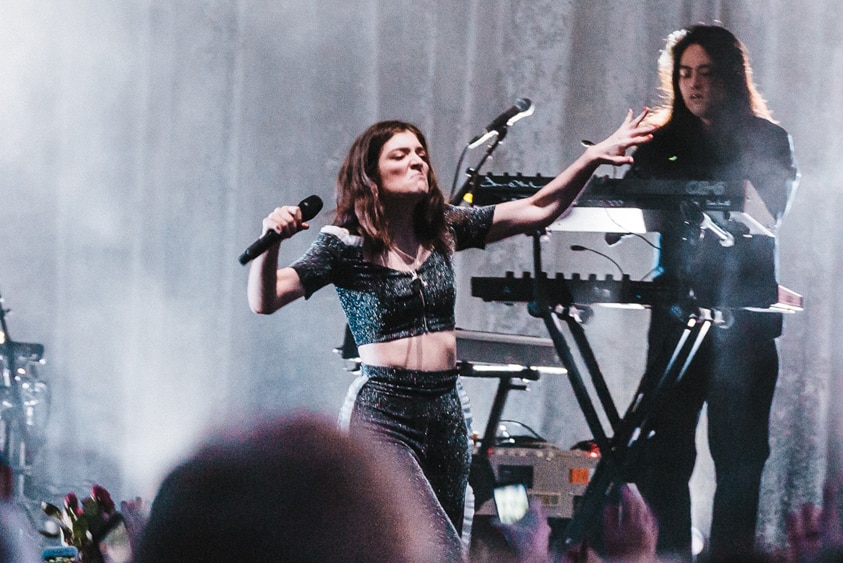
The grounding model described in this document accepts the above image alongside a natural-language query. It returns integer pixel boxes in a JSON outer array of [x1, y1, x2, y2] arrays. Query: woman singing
[[247, 113, 653, 559]]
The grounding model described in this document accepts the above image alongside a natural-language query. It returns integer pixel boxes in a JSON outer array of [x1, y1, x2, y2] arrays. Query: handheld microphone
[[468, 98, 535, 149], [238, 195, 323, 265]]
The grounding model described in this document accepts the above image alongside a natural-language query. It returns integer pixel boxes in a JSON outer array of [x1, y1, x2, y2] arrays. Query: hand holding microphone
[[238, 195, 323, 265]]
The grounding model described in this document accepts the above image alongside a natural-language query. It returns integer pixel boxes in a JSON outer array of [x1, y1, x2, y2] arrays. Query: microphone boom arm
[[450, 128, 507, 206]]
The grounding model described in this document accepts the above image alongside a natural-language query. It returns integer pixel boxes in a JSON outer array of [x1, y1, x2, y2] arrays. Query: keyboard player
[[623, 25, 799, 559]]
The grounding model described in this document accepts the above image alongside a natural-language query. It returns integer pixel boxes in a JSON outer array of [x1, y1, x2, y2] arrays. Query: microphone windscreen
[[514, 98, 532, 112], [298, 195, 324, 221]]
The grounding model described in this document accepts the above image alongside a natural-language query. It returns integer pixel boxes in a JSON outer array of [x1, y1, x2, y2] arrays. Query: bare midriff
[[357, 330, 457, 372]]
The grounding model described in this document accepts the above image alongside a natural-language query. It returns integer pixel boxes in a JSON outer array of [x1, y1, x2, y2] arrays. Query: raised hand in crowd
[[785, 479, 843, 562], [119, 496, 149, 558], [492, 498, 552, 562], [602, 483, 659, 562]]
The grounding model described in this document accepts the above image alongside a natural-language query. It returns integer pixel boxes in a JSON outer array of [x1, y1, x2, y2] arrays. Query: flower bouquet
[[41, 485, 120, 563]]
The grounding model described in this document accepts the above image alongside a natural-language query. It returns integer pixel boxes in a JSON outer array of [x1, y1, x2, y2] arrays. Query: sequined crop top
[[289, 205, 495, 346]]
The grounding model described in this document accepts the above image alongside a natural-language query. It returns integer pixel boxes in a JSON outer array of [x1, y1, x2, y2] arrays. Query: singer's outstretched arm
[[485, 109, 653, 243], [247, 204, 308, 314]]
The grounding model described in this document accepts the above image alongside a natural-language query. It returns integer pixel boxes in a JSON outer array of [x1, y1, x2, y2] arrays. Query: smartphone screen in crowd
[[493, 482, 530, 525], [96, 514, 133, 563]]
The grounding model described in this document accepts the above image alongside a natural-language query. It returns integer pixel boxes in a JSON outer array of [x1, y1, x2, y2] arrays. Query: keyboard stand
[[521, 230, 714, 549]]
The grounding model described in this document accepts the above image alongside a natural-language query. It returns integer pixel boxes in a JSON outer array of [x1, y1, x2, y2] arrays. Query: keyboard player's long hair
[[647, 24, 776, 128]]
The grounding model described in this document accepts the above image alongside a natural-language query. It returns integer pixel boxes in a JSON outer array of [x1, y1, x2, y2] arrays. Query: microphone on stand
[[238, 195, 323, 265], [468, 98, 535, 149], [698, 213, 735, 247], [680, 201, 735, 247]]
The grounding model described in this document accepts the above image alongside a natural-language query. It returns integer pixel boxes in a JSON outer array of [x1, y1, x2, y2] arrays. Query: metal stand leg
[[464, 363, 537, 506], [516, 232, 714, 549], [555, 311, 713, 548]]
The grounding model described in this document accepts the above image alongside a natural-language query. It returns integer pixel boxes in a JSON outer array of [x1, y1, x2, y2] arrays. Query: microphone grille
[[299, 195, 324, 222], [515, 98, 533, 111]]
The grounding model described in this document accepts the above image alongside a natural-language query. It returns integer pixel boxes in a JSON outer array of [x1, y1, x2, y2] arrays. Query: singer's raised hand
[[262, 204, 309, 241], [585, 108, 655, 166], [486, 108, 655, 243], [240, 195, 323, 265]]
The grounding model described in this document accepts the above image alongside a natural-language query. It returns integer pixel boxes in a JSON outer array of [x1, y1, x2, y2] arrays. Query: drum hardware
[[0, 289, 49, 502]]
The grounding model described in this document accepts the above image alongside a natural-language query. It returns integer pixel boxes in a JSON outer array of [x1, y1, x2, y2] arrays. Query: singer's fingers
[[263, 205, 303, 238], [606, 154, 635, 166], [628, 131, 655, 147], [631, 107, 650, 126], [273, 205, 302, 222]]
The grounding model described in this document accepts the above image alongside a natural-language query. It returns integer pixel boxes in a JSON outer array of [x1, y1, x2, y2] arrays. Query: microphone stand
[[449, 127, 508, 206]]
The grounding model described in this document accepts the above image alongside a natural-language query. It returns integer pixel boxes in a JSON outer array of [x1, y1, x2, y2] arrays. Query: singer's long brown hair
[[334, 121, 451, 256]]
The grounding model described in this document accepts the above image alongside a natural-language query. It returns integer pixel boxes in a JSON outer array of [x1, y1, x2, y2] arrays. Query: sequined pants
[[347, 364, 471, 561]]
